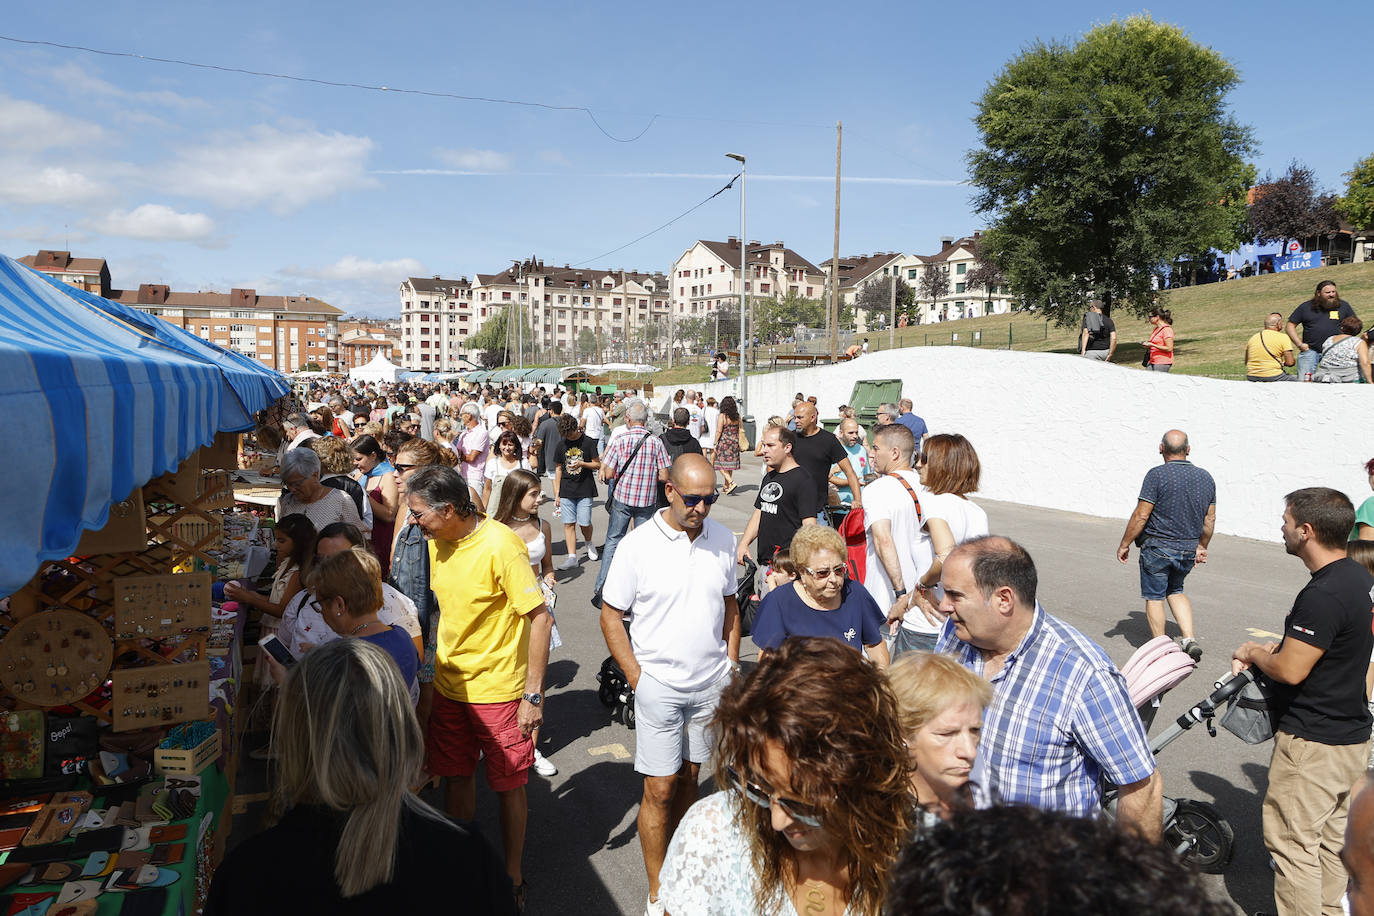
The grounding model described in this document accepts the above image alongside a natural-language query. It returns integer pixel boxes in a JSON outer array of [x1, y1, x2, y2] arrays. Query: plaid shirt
[[601, 427, 671, 508], [936, 604, 1155, 817]]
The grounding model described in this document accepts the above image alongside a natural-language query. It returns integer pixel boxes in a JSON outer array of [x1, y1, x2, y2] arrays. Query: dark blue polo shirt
[[1139, 460, 1216, 546]]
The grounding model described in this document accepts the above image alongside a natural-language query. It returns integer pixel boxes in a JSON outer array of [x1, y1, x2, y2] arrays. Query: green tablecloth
[[0, 764, 230, 916]]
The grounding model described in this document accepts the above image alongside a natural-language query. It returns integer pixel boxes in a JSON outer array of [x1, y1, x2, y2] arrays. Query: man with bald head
[[1117, 430, 1216, 660], [791, 399, 862, 516], [599, 453, 740, 915], [936, 536, 1161, 839]]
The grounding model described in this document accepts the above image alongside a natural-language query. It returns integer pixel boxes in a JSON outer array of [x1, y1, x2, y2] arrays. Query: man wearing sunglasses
[[599, 454, 740, 916]]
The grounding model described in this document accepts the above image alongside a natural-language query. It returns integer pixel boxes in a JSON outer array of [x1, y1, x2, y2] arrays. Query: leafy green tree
[[968, 15, 1255, 322], [300, 361, 321, 372], [1249, 161, 1341, 252], [1337, 153, 1374, 231], [962, 236, 1009, 306], [755, 292, 825, 342], [576, 328, 596, 361]]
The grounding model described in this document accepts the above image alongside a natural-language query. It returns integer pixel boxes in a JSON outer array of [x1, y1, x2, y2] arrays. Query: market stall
[[0, 255, 289, 914]]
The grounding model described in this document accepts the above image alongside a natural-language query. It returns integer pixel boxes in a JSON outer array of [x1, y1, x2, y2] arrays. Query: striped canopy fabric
[[0, 255, 288, 597]]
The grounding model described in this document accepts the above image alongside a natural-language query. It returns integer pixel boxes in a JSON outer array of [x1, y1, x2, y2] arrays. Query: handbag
[[1219, 672, 1279, 744], [737, 423, 749, 451], [1140, 347, 1152, 368]]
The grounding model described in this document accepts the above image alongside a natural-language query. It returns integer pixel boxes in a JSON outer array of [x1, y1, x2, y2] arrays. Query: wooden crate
[[153, 727, 221, 776]]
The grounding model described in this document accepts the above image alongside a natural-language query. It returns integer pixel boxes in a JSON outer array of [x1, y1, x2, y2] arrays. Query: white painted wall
[[697, 348, 1370, 544]]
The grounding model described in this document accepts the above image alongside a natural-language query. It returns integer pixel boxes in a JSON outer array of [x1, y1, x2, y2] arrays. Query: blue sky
[[1, 1, 1368, 315]]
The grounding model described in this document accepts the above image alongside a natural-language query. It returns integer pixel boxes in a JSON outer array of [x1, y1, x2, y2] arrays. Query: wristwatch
[[521, 692, 543, 707], [892, 588, 908, 599]]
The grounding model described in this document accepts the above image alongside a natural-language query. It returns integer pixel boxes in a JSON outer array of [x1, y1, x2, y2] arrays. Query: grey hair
[[459, 402, 480, 420], [284, 411, 314, 431], [271, 639, 446, 897], [281, 446, 322, 479], [625, 399, 649, 424], [327, 395, 348, 410], [405, 466, 475, 518], [879, 402, 900, 418]]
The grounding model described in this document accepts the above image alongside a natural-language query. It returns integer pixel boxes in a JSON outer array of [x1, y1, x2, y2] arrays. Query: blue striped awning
[[0, 255, 288, 597]]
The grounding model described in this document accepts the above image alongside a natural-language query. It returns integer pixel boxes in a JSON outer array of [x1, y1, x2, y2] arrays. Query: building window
[[805, 287, 814, 297], [502, 291, 512, 300], [759, 283, 770, 293], [956, 263, 967, 275], [955, 283, 965, 294], [908, 269, 917, 280]]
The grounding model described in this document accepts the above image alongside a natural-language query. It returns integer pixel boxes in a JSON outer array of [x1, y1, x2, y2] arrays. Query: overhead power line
[[571, 174, 740, 267], [0, 34, 829, 140]]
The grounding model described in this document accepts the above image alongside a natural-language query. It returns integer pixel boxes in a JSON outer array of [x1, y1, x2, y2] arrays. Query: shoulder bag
[[1258, 332, 1293, 376], [605, 431, 650, 514]]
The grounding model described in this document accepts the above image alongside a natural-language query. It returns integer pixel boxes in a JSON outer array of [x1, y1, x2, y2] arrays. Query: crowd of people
[[214, 372, 1374, 916]]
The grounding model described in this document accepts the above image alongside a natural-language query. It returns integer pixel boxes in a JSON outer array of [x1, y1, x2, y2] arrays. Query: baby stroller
[[1103, 636, 1251, 874], [597, 560, 759, 728]]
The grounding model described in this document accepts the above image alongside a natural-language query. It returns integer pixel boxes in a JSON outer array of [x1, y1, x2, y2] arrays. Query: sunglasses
[[674, 490, 719, 508], [393, 463, 417, 474], [803, 564, 847, 580], [726, 767, 824, 828]]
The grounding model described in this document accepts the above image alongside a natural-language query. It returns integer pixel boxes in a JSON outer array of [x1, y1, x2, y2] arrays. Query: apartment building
[[19, 250, 341, 372], [818, 251, 928, 329], [18, 250, 112, 295], [338, 321, 400, 370], [400, 260, 670, 366], [398, 276, 482, 372], [907, 233, 1014, 322], [670, 238, 827, 317]]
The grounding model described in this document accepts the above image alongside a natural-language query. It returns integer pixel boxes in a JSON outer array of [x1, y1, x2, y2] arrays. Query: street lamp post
[[725, 152, 747, 412]]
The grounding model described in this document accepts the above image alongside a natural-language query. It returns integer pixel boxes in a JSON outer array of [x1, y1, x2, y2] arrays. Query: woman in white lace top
[[659, 638, 911, 915]]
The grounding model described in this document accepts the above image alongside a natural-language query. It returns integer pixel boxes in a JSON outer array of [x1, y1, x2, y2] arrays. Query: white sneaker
[[557, 555, 578, 570], [587, 544, 600, 561], [644, 896, 665, 916], [532, 749, 558, 777]]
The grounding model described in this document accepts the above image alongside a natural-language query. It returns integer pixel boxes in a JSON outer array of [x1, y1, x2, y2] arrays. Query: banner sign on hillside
[[1275, 251, 1321, 272]]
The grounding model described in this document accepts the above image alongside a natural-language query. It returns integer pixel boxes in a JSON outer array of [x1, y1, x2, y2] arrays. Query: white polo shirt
[[602, 509, 736, 692]]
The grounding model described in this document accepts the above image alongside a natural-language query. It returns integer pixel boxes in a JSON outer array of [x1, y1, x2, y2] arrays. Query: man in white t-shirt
[[685, 391, 703, 441], [581, 397, 606, 447], [699, 397, 719, 459], [861, 423, 938, 657], [599, 454, 740, 916], [483, 394, 503, 432]]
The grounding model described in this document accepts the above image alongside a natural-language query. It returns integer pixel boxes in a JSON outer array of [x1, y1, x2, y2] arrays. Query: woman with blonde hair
[[887, 651, 993, 826], [660, 637, 910, 915], [205, 639, 514, 914], [432, 417, 458, 454], [750, 525, 889, 668]]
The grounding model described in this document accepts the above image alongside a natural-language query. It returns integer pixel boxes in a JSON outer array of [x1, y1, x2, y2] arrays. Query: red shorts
[[426, 694, 533, 792]]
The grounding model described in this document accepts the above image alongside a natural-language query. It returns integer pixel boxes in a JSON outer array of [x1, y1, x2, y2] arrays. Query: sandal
[[513, 881, 527, 914]]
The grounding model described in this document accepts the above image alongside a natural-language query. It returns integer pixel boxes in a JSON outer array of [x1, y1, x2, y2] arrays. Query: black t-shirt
[[1272, 557, 1374, 745], [755, 465, 819, 562], [656, 428, 703, 508], [1288, 298, 1356, 348], [206, 804, 514, 916], [553, 434, 599, 500], [1081, 312, 1116, 351], [790, 429, 848, 507]]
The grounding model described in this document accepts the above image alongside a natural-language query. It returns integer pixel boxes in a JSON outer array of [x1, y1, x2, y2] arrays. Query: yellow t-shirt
[[1244, 328, 1293, 378], [428, 519, 544, 703]]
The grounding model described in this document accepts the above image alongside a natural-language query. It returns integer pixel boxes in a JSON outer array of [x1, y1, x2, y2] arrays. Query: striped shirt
[[601, 427, 671, 508], [936, 604, 1155, 817]]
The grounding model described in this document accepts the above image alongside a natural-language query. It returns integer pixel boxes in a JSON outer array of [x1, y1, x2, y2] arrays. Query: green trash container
[[742, 415, 757, 450]]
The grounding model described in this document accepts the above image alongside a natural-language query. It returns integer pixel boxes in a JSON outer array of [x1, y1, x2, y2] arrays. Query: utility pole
[[829, 121, 842, 363], [889, 272, 897, 351], [594, 270, 604, 365], [666, 261, 675, 370], [726, 152, 747, 411]]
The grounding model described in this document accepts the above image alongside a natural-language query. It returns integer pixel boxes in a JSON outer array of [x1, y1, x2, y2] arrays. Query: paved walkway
[[236, 458, 1292, 914]]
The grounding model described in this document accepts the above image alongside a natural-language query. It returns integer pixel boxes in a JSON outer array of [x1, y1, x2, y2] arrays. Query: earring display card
[[112, 575, 211, 641], [110, 661, 210, 733], [0, 611, 114, 708]]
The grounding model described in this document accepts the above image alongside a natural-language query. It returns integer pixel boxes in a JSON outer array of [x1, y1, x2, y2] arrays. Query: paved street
[[441, 458, 1294, 915]]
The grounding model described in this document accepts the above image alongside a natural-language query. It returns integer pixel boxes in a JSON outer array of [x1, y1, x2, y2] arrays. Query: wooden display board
[[111, 659, 210, 732], [112, 572, 212, 640], [0, 609, 113, 708]]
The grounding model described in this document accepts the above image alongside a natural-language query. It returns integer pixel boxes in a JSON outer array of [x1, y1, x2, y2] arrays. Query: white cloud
[[0, 164, 109, 206], [435, 148, 512, 172], [538, 149, 570, 166], [280, 255, 425, 284], [91, 204, 217, 242], [49, 63, 204, 110], [0, 95, 104, 151], [164, 124, 377, 213]]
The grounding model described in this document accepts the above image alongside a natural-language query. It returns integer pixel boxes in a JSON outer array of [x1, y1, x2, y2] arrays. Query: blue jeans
[[1296, 347, 1320, 379], [1138, 543, 1197, 599], [593, 500, 658, 595]]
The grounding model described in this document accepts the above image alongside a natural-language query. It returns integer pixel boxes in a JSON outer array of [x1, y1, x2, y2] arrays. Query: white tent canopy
[[349, 353, 404, 383]]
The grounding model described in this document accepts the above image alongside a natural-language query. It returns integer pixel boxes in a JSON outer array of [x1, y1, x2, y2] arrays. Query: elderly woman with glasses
[[277, 448, 370, 538], [659, 637, 910, 915], [748, 526, 888, 669]]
